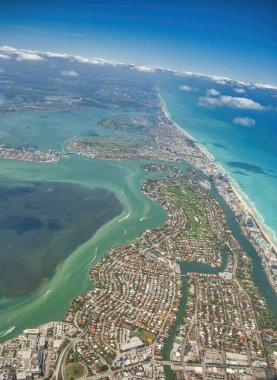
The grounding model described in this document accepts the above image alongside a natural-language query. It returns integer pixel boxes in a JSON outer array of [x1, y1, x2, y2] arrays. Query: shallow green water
[[0, 107, 276, 353], [0, 156, 167, 340], [0, 180, 122, 298], [0, 108, 167, 340]]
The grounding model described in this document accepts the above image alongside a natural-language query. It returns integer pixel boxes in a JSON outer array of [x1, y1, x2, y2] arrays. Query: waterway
[[0, 102, 276, 380], [163, 245, 229, 380], [159, 82, 277, 244], [163, 172, 277, 380]]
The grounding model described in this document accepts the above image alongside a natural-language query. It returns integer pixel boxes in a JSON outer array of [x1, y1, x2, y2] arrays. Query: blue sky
[[0, 0, 276, 84]]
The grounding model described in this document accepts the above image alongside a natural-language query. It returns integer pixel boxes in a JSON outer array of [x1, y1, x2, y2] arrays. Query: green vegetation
[[265, 343, 277, 355], [98, 364, 109, 372], [66, 349, 81, 365], [59, 338, 70, 353], [159, 241, 168, 254], [47, 328, 54, 337], [65, 363, 86, 380], [137, 329, 156, 345], [82, 138, 137, 151], [161, 184, 214, 238], [71, 297, 85, 311], [236, 251, 277, 357], [98, 117, 147, 131], [257, 306, 277, 330]]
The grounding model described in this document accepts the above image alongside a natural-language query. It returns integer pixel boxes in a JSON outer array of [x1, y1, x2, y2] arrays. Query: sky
[[0, 0, 276, 84]]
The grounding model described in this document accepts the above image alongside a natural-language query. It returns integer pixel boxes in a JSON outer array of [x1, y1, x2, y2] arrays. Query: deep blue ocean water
[[159, 77, 277, 241]]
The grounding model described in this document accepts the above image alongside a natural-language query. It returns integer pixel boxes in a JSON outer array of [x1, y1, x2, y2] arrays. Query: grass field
[[161, 184, 214, 238], [99, 118, 146, 131], [65, 363, 86, 380], [82, 138, 138, 151], [137, 329, 156, 345]]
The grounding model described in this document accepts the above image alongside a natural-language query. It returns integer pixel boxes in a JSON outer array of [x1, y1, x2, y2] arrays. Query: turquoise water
[[0, 108, 149, 152], [0, 90, 276, 344], [159, 83, 277, 242], [0, 108, 169, 340], [0, 156, 168, 340]]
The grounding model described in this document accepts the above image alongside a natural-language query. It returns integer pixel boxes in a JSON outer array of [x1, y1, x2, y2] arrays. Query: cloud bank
[[0, 53, 11, 60], [16, 52, 45, 61], [134, 65, 156, 73], [0, 45, 276, 91]]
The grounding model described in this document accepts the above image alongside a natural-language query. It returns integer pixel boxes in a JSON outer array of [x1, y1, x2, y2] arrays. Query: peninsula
[[1, 91, 276, 380], [67, 94, 277, 296]]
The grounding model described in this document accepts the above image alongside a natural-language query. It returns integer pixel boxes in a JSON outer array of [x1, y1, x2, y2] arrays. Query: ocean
[[159, 79, 277, 244]]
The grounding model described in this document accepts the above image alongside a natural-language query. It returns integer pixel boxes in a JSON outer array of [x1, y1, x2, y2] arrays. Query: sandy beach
[[159, 91, 277, 253]]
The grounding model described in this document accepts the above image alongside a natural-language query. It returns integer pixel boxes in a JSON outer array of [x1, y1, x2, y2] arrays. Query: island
[[0, 145, 61, 164]]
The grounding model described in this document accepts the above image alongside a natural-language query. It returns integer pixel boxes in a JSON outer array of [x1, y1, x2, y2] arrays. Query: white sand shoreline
[[158, 91, 277, 252]]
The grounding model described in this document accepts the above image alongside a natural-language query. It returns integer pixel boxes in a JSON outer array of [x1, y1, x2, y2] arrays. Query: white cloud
[[0, 46, 44, 61], [233, 117, 256, 127], [61, 70, 79, 77], [0, 45, 276, 93], [74, 56, 91, 64], [179, 85, 192, 91], [207, 88, 220, 96], [134, 65, 156, 73], [198, 96, 219, 108], [0, 46, 17, 52], [45, 51, 70, 59], [198, 94, 266, 110], [16, 52, 44, 61], [220, 96, 265, 110], [234, 88, 246, 94], [76, 55, 125, 67], [211, 75, 230, 82], [0, 53, 11, 60], [253, 83, 277, 90], [88, 58, 109, 65], [175, 70, 277, 92]]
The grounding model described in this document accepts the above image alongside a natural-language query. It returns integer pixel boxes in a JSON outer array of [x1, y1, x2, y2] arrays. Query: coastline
[[0, 157, 168, 342], [1, 94, 277, 378], [159, 91, 277, 253]]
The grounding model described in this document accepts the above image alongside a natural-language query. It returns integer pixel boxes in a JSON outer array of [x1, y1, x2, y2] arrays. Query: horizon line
[[0, 45, 277, 91]]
